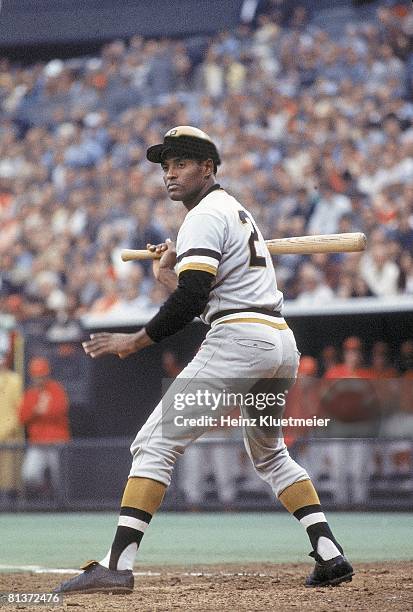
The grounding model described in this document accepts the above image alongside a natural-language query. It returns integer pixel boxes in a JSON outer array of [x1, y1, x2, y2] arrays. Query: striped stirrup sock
[[100, 506, 152, 571]]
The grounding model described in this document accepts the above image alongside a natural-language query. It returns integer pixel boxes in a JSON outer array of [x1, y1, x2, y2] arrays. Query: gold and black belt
[[210, 308, 288, 331]]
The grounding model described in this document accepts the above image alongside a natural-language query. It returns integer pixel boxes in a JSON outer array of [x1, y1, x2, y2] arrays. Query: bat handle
[[121, 249, 160, 261]]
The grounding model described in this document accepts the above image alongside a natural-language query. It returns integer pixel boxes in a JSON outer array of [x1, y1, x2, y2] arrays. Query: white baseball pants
[[129, 320, 309, 497]]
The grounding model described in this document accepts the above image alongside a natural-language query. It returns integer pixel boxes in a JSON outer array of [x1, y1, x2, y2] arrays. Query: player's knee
[[250, 445, 292, 478], [130, 436, 183, 471], [129, 443, 182, 487]]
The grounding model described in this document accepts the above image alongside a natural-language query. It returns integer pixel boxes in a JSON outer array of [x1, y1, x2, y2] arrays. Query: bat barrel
[[265, 232, 367, 255]]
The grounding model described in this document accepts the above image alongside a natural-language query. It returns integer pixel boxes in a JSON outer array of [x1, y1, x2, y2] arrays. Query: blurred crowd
[[1, 3, 413, 325], [284, 335, 413, 444], [283, 333, 413, 505]]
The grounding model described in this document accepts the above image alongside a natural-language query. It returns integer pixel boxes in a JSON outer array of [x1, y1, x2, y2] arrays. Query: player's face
[[161, 156, 208, 204]]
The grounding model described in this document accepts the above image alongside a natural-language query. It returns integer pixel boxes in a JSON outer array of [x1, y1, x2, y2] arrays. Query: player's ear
[[203, 159, 214, 179]]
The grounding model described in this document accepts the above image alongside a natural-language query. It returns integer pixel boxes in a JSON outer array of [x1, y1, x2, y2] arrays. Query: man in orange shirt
[[283, 356, 320, 448], [321, 337, 379, 506], [324, 336, 373, 380], [322, 336, 377, 424], [19, 357, 70, 496], [367, 342, 398, 379]]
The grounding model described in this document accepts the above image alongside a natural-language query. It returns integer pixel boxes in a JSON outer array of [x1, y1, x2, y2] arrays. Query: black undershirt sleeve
[[145, 269, 215, 343]]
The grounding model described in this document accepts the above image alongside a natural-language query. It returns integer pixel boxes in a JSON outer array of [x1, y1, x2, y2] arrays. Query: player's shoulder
[[189, 187, 239, 219]]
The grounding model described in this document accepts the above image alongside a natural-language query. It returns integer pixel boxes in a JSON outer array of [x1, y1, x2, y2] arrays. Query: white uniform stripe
[[118, 516, 149, 532], [211, 312, 286, 327], [299, 512, 327, 529], [177, 255, 219, 272]]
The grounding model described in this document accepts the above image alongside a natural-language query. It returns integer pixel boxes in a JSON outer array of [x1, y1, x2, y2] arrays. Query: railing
[[1, 437, 411, 512]]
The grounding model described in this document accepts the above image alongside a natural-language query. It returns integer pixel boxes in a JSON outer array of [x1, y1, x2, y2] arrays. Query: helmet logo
[[168, 129, 178, 136]]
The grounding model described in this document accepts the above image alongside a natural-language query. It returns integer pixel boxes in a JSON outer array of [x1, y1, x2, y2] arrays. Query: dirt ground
[[1, 562, 412, 612]]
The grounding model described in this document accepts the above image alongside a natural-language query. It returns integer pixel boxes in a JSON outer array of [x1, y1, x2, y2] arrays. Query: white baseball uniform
[[130, 186, 309, 497]]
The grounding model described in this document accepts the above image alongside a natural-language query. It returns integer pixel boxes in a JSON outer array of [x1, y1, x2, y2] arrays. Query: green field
[[0, 512, 411, 571]]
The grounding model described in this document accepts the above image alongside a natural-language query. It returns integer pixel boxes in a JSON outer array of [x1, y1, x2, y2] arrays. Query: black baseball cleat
[[305, 551, 354, 587], [53, 560, 134, 594]]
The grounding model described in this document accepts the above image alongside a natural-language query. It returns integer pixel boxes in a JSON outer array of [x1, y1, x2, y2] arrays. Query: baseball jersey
[[175, 186, 284, 325]]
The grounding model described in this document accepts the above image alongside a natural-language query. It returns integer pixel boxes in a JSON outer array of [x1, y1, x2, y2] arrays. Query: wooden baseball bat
[[121, 232, 367, 261]]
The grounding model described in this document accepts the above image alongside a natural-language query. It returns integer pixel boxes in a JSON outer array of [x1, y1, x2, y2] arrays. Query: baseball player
[[55, 126, 353, 594]]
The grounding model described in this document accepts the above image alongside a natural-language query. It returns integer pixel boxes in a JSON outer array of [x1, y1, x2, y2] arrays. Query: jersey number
[[238, 211, 267, 268]]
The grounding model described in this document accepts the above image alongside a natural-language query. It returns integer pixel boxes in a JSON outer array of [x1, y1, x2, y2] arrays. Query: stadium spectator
[[324, 336, 372, 379], [378, 347, 413, 479], [160, 348, 243, 511], [284, 355, 332, 496], [161, 349, 185, 379], [283, 355, 320, 447], [397, 339, 413, 373], [319, 345, 339, 377], [18, 357, 70, 497], [368, 341, 398, 378], [0, 346, 23, 503], [295, 263, 334, 304], [367, 341, 399, 429], [321, 337, 380, 505], [88, 279, 119, 315], [179, 433, 242, 511], [0, 2, 412, 326], [399, 250, 413, 294], [307, 183, 352, 235], [360, 244, 401, 297], [102, 265, 153, 320], [351, 276, 376, 298]]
